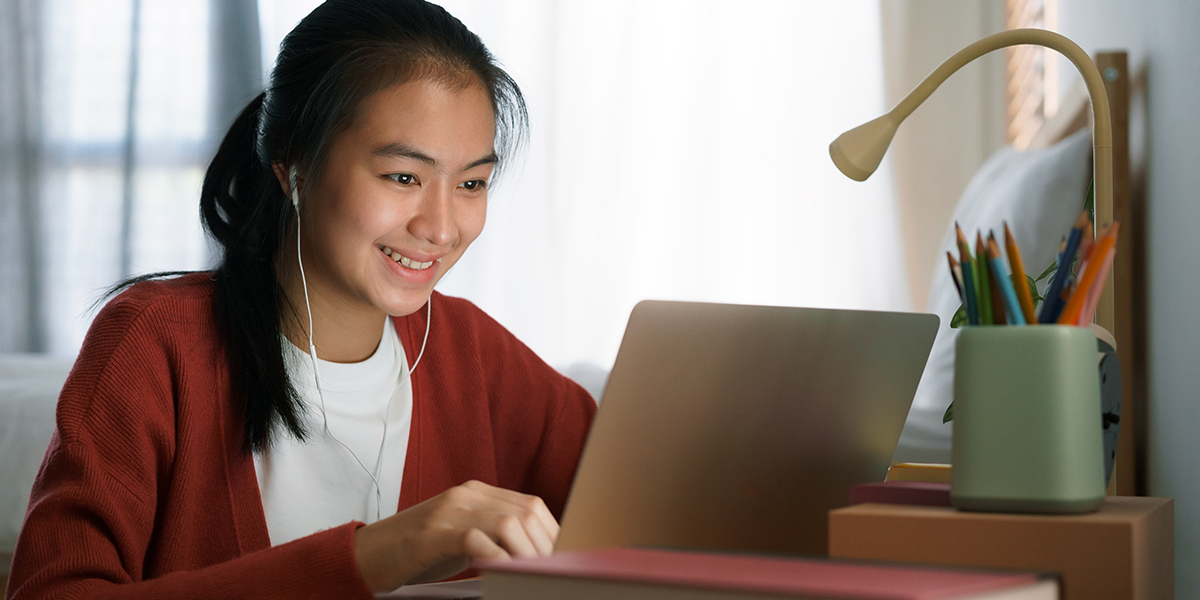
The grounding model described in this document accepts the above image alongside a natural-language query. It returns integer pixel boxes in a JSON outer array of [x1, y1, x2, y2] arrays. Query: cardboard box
[[829, 496, 1172, 600]]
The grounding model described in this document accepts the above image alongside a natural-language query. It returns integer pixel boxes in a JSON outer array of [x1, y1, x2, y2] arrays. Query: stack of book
[[478, 547, 1057, 599]]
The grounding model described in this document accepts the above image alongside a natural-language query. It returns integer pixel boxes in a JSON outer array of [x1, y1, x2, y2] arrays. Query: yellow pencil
[[1003, 223, 1037, 324]]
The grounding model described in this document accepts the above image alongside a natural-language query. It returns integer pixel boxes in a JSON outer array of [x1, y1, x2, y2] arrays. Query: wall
[[1053, 0, 1200, 594], [880, 1, 1006, 311]]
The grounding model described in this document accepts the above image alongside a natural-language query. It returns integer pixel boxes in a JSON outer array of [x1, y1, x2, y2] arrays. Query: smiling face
[[284, 77, 496, 327]]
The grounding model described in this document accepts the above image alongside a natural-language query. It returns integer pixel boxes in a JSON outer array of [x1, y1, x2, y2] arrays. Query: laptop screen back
[[556, 300, 938, 556]]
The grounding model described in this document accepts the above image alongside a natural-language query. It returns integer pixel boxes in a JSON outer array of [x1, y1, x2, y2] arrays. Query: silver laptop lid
[[556, 300, 938, 556]]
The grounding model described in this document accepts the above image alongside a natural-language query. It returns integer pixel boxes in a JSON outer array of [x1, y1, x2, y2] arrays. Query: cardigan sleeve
[[518, 371, 597, 518], [6, 281, 374, 600], [10, 439, 371, 600], [435, 295, 597, 518]]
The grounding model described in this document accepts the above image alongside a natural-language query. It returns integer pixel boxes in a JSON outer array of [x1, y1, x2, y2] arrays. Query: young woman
[[6, 1, 595, 597]]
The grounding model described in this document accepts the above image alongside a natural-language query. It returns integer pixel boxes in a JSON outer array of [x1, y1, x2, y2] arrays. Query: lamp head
[[828, 113, 899, 182]]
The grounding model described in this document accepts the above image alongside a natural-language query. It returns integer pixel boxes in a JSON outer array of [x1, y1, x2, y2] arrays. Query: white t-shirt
[[254, 318, 412, 545]]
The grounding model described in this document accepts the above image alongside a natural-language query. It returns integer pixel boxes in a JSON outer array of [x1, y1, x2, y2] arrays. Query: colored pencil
[[987, 236, 1024, 325], [1070, 216, 1095, 293], [986, 232, 1007, 325], [947, 252, 964, 302], [956, 223, 979, 325], [1057, 222, 1120, 325], [1039, 211, 1090, 323], [975, 233, 993, 325], [1003, 223, 1037, 324], [1078, 246, 1116, 326]]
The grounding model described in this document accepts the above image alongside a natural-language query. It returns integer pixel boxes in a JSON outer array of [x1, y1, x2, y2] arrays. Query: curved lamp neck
[[831, 28, 1115, 332], [889, 28, 1112, 228]]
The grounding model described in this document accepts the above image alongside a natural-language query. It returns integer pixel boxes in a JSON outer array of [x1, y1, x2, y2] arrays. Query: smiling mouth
[[379, 245, 441, 270]]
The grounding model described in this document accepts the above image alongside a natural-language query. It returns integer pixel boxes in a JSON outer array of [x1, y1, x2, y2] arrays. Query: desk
[[828, 496, 1172, 600]]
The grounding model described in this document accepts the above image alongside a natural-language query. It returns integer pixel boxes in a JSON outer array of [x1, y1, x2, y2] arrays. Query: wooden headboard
[[1030, 51, 1141, 496]]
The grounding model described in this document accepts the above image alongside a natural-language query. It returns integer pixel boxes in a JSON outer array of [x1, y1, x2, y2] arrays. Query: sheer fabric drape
[[0, 0, 259, 354], [6, 0, 907, 372], [428, 0, 909, 369]]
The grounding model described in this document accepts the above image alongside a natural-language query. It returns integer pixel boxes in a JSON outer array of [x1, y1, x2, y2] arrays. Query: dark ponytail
[[197, 0, 528, 453], [201, 93, 304, 452]]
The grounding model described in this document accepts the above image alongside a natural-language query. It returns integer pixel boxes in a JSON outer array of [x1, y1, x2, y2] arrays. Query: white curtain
[[0, 0, 261, 355], [428, 0, 908, 369], [7, 0, 908, 372]]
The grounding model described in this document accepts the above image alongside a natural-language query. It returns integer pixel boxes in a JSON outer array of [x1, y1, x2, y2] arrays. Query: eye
[[460, 179, 488, 191], [388, 173, 417, 185]]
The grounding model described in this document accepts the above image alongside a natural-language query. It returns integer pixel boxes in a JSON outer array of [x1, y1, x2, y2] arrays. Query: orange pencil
[[1057, 222, 1120, 325], [1073, 217, 1096, 288], [1003, 223, 1037, 324]]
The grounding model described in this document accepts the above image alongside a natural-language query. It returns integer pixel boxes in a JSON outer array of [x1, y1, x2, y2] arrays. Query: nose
[[408, 182, 457, 248]]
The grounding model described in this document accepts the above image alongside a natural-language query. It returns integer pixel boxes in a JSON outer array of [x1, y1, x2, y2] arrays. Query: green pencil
[[975, 232, 993, 325]]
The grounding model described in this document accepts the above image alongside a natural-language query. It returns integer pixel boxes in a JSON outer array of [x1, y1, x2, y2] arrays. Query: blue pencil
[[1039, 212, 1090, 323], [987, 237, 1026, 325], [955, 224, 979, 325]]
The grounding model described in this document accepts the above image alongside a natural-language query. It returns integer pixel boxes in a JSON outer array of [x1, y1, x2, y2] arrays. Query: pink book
[[478, 547, 1056, 600], [848, 481, 952, 507]]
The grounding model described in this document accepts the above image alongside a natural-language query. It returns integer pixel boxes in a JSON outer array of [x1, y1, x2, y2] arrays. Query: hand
[[352, 480, 559, 592]]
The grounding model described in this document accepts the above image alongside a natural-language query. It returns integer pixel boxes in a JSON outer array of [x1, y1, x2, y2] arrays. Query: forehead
[[342, 78, 497, 165]]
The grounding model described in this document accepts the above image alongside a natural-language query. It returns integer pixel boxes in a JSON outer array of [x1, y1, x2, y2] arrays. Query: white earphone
[[289, 167, 432, 522]]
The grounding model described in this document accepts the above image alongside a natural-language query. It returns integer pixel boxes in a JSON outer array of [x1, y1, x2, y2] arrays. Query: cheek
[[325, 188, 392, 240], [459, 201, 488, 248]]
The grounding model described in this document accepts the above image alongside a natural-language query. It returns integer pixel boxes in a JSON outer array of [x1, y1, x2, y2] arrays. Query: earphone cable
[[292, 180, 430, 522]]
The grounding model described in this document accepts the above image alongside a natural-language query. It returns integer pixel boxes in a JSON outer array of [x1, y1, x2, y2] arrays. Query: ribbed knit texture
[[6, 273, 595, 599]]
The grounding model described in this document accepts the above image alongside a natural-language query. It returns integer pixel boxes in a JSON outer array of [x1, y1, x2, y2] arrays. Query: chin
[[378, 293, 433, 318]]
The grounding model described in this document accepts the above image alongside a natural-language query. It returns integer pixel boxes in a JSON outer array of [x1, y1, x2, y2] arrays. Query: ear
[[270, 163, 293, 198]]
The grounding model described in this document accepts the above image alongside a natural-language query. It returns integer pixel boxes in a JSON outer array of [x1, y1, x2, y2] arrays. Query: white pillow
[[0, 354, 72, 576], [892, 128, 1094, 464]]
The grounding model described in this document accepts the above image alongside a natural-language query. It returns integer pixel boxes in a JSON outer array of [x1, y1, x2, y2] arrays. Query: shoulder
[[94, 272, 218, 334], [59, 272, 222, 442], [83, 272, 219, 367]]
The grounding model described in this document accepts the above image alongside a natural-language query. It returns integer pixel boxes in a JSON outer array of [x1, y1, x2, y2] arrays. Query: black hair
[[200, 0, 528, 453]]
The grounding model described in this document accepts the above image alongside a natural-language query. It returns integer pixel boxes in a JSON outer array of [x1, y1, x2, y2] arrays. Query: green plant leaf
[[1034, 260, 1058, 283], [950, 305, 967, 328], [1083, 179, 1095, 223], [1024, 274, 1044, 310], [943, 402, 954, 423]]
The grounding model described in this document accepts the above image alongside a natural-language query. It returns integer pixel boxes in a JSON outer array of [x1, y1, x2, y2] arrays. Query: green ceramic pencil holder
[[951, 325, 1105, 514]]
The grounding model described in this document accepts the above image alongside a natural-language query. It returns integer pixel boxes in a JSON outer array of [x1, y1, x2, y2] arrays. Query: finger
[[491, 514, 543, 558], [463, 527, 510, 561], [521, 518, 555, 556], [511, 501, 556, 556], [462, 481, 560, 547], [483, 489, 557, 555]]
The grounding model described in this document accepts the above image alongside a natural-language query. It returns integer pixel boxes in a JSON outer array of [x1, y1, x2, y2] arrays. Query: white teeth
[[381, 246, 435, 270]]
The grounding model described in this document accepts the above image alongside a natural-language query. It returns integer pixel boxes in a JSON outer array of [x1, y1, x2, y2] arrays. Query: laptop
[[555, 300, 938, 557]]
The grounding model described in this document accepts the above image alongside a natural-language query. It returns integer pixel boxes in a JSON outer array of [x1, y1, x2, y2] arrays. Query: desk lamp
[[829, 28, 1114, 333]]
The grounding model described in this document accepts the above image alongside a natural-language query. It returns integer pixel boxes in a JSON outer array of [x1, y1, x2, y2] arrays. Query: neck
[[275, 227, 387, 364]]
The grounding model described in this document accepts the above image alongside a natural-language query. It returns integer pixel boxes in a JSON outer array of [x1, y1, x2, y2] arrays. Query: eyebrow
[[372, 142, 498, 172]]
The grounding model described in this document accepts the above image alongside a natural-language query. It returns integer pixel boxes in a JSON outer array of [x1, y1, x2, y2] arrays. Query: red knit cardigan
[[6, 274, 596, 600]]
